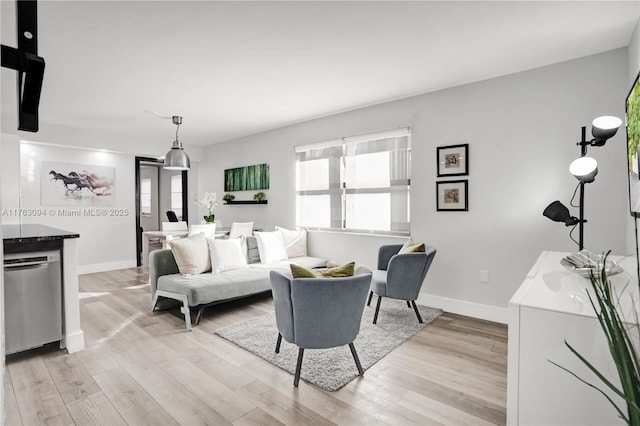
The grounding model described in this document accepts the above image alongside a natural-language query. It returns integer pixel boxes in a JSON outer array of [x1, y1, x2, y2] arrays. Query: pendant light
[[164, 115, 190, 170]]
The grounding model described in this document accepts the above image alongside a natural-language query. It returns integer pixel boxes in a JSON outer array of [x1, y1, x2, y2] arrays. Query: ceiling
[[1, 1, 639, 153]]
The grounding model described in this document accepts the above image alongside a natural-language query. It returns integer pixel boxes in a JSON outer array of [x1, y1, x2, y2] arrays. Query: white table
[[507, 251, 639, 425], [142, 230, 188, 267]]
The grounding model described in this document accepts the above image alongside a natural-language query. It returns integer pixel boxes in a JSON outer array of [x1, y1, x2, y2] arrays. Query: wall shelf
[[224, 200, 268, 205]]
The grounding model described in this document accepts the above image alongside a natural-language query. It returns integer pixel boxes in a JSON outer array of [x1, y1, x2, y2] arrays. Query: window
[[140, 178, 151, 216], [296, 128, 410, 235], [170, 174, 183, 220]]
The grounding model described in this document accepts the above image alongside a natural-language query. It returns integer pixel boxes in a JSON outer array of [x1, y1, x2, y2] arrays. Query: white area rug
[[216, 299, 442, 391]]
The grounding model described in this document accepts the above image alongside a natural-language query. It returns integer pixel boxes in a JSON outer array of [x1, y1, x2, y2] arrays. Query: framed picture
[[42, 161, 115, 206], [224, 163, 270, 192], [626, 71, 640, 217], [436, 180, 468, 211], [437, 143, 469, 177]]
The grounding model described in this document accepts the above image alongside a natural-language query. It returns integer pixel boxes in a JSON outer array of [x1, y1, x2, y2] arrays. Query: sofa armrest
[[149, 249, 179, 296]]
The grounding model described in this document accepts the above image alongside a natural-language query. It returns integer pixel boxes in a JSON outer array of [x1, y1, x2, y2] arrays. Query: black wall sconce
[[543, 116, 622, 250]]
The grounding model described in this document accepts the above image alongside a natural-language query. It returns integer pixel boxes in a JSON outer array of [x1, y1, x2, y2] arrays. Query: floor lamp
[[543, 116, 622, 250]]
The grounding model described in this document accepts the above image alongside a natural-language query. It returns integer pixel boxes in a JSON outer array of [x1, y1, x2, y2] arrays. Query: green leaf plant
[[549, 251, 640, 425]]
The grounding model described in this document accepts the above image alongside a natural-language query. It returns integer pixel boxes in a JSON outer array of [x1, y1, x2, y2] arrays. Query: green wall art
[[224, 163, 270, 192]]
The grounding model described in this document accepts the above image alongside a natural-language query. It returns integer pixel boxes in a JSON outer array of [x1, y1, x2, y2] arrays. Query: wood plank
[[4, 369, 24, 425], [160, 355, 256, 422], [66, 391, 128, 426], [235, 379, 335, 426], [110, 349, 232, 425], [7, 356, 74, 425], [232, 407, 285, 426], [42, 351, 102, 404], [93, 368, 178, 426], [398, 390, 496, 426]]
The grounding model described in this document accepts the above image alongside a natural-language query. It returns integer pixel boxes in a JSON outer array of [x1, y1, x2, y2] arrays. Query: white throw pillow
[[169, 233, 211, 275], [254, 231, 288, 264], [208, 237, 249, 273], [276, 226, 308, 258]]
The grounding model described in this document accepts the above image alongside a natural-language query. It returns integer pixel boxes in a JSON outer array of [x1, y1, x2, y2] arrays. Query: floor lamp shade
[[569, 156, 598, 183], [543, 201, 579, 226], [591, 116, 622, 146]]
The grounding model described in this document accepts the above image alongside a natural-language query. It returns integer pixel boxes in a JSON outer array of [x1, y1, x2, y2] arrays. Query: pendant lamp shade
[[163, 116, 190, 170], [164, 141, 191, 170]]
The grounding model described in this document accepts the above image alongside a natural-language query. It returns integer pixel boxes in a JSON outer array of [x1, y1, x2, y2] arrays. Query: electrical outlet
[[480, 270, 489, 283]]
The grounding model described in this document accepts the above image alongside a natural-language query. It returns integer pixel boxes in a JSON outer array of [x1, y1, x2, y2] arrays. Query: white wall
[[19, 142, 137, 273], [200, 49, 629, 322]]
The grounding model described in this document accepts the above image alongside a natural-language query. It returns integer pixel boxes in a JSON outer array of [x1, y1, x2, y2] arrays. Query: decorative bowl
[[560, 250, 624, 278]]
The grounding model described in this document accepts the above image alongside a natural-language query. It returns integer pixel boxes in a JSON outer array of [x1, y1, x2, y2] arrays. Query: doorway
[[135, 156, 188, 267]]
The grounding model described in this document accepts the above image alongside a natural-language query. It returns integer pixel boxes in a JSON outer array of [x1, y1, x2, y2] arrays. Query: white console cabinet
[[507, 251, 638, 425]]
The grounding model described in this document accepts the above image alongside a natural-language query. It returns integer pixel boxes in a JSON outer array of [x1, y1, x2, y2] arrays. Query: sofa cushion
[[255, 231, 288, 264], [157, 268, 273, 306], [208, 237, 248, 273], [276, 226, 308, 258], [245, 236, 261, 264], [169, 233, 211, 275]]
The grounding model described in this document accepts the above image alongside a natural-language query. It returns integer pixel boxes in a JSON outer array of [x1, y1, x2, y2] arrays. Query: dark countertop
[[2, 224, 79, 243]]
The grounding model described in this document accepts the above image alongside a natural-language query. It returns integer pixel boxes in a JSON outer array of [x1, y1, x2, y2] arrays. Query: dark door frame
[[135, 156, 188, 267]]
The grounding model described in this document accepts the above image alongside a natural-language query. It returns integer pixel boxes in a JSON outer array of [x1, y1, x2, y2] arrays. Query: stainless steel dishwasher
[[4, 250, 63, 355]]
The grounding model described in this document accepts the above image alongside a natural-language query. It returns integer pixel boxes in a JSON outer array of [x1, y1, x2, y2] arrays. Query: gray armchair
[[270, 267, 372, 387], [367, 244, 436, 324]]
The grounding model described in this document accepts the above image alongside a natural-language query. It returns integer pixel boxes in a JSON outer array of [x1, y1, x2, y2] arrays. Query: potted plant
[[551, 252, 640, 425], [253, 192, 266, 202], [223, 193, 235, 203], [195, 192, 217, 223]]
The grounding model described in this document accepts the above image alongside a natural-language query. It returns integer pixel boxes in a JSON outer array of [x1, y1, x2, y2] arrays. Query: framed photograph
[[626, 71, 640, 217], [437, 143, 469, 177], [436, 180, 468, 211]]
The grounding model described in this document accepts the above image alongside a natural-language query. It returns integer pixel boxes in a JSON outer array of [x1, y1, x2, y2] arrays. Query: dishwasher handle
[[4, 262, 50, 271]]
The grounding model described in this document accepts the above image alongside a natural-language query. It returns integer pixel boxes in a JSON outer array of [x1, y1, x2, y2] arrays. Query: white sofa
[[149, 235, 326, 331]]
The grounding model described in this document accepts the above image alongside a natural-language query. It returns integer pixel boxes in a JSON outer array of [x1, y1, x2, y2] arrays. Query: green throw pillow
[[399, 239, 426, 254], [320, 261, 355, 277], [290, 262, 355, 278], [290, 263, 319, 278]]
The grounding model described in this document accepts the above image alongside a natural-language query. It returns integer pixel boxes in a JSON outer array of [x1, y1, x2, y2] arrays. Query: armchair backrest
[[378, 244, 437, 301], [229, 221, 254, 239], [270, 270, 372, 350]]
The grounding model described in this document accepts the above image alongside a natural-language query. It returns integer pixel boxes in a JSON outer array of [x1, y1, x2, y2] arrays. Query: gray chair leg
[[373, 296, 382, 324], [275, 333, 282, 353], [293, 348, 304, 387], [349, 342, 364, 376], [411, 300, 423, 323], [406, 300, 411, 308], [366, 291, 373, 306]]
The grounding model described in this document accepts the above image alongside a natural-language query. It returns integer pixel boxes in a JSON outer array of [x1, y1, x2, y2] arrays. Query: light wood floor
[[4, 267, 508, 426]]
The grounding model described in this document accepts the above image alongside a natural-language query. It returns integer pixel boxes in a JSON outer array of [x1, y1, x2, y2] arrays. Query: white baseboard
[[78, 260, 137, 275], [417, 293, 507, 324], [62, 330, 85, 354]]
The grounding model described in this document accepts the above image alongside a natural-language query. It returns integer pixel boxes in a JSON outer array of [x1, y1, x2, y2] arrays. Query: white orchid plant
[[195, 192, 218, 223]]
